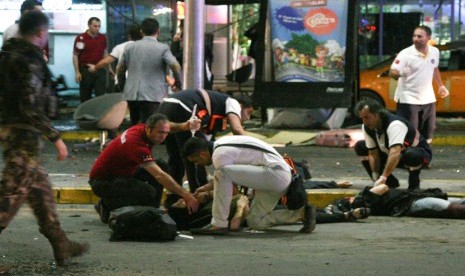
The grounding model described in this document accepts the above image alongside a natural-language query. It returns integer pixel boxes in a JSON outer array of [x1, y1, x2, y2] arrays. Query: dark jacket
[[0, 38, 60, 142]]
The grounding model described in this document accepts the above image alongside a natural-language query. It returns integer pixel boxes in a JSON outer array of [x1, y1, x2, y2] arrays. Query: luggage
[[315, 129, 364, 148], [109, 206, 177, 242]]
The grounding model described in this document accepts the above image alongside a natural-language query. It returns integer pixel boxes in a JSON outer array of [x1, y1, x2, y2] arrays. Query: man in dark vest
[[353, 99, 432, 191], [159, 89, 253, 206]]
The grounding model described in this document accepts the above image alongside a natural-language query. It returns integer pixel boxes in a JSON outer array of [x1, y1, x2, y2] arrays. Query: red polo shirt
[[89, 124, 155, 180], [73, 31, 107, 65]]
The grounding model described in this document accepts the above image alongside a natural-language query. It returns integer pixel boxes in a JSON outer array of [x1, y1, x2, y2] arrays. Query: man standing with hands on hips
[[389, 25, 449, 146]]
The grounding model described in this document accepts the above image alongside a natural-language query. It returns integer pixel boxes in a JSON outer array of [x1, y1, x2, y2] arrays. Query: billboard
[[254, 0, 358, 109], [269, 0, 347, 82]]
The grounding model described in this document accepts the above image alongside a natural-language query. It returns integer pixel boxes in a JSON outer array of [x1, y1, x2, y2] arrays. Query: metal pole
[[131, 0, 137, 23], [378, 0, 384, 62], [183, 0, 205, 89], [451, 0, 455, 40]]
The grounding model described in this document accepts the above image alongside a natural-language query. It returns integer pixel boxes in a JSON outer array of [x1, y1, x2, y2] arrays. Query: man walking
[[389, 25, 449, 145], [0, 11, 89, 266], [118, 18, 182, 125]]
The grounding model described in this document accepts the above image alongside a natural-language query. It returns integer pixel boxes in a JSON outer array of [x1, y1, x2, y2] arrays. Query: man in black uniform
[[353, 99, 432, 191], [0, 12, 89, 266], [159, 89, 253, 205]]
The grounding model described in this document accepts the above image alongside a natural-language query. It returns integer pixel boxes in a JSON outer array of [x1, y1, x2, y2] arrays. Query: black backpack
[[109, 206, 177, 242]]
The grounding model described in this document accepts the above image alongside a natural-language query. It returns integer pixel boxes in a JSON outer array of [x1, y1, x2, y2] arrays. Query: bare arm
[[88, 55, 116, 73], [73, 54, 81, 83], [389, 69, 401, 80], [368, 148, 381, 180], [433, 67, 444, 87], [169, 63, 183, 89], [54, 139, 68, 161], [381, 145, 402, 180], [227, 113, 245, 135], [142, 162, 199, 213]]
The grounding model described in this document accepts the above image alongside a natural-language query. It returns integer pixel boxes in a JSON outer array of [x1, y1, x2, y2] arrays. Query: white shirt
[[110, 41, 134, 84], [391, 44, 439, 105], [2, 23, 20, 44], [111, 40, 134, 61], [212, 135, 290, 172], [364, 120, 408, 154]]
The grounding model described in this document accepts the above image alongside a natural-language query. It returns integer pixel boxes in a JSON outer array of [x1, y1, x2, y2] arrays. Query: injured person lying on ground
[[168, 179, 371, 230], [325, 184, 465, 220]]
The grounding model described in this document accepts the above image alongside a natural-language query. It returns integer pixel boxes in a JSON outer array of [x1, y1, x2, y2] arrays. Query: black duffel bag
[[109, 206, 177, 242]]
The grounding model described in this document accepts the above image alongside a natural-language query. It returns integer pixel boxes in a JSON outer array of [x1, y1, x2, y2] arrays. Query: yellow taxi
[[359, 41, 465, 114]]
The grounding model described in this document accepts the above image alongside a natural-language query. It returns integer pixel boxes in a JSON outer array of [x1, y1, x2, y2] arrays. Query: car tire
[[359, 90, 385, 107]]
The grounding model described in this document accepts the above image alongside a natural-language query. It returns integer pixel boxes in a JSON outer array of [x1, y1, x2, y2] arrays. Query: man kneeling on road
[[89, 113, 199, 223], [354, 99, 432, 191], [183, 135, 316, 235]]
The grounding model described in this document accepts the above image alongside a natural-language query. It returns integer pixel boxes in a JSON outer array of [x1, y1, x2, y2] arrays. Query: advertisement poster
[[269, 0, 348, 82]]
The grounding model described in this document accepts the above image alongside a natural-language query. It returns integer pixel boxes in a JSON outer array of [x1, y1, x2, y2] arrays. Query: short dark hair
[[88, 17, 101, 26], [128, 24, 142, 41], [182, 137, 211, 158], [20, 0, 42, 15], [141, 18, 159, 36], [354, 99, 387, 118], [416, 25, 432, 37], [145, 113, 168, 129], [19, 11, 49, 37]]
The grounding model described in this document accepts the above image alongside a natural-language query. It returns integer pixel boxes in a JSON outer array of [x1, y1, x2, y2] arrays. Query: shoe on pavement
[[94, 200, 110, 224], [300, 204, 316, 234], [191, 224, 229, 235]]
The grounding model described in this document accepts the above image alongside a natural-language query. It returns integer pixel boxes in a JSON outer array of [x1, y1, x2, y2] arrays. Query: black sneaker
[[94, 200, 110, 224], [191, 224, 229, 235], [300, 204, 316, 233]]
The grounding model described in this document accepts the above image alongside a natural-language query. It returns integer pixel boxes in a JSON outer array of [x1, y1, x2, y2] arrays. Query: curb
[[52, 187, 465, 208]]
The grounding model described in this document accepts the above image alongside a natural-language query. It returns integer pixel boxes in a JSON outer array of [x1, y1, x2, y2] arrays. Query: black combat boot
[[45, 228, 90, 266]]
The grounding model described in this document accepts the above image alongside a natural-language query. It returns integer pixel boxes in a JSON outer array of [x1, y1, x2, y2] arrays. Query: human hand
[[184, 194, 199, 214], [236, 195, 249, 209], [75, 72, 82, 83], [166, 75, 175, 86], [54, 139, 68, 161], [188, 117, 201, 133], [374, 175, 387, 186], [438, 85, 449, 98], [87, 64, 96, 73]]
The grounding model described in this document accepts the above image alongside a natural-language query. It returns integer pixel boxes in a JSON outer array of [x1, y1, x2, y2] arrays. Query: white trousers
[[211, 164, 302, 229]]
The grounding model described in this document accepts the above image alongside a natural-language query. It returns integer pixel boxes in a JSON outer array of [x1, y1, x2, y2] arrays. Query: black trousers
[[127, 101, 160, 126], [89, 159, 169, 211], [159, 102, 208, 193], [79, 66, 107, 103]]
